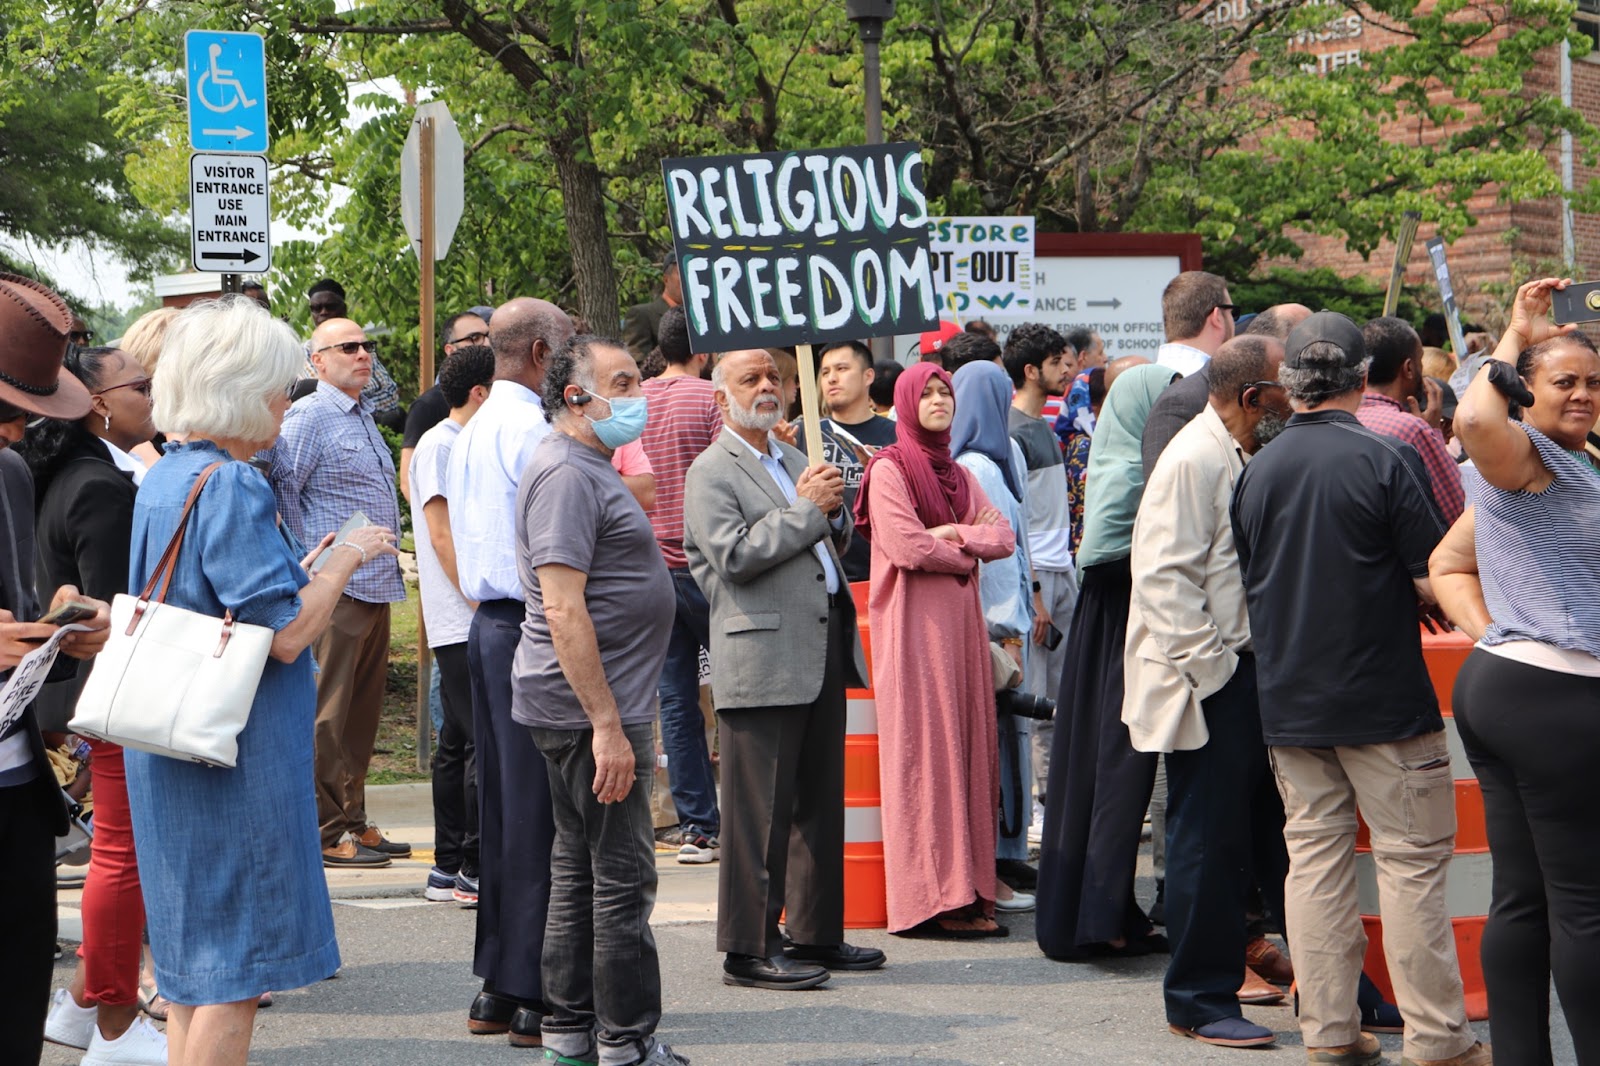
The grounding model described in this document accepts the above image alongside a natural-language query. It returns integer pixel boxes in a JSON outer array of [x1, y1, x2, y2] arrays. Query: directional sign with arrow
[[189, 153, 271, 273], [1086, 298, 1122, 309]]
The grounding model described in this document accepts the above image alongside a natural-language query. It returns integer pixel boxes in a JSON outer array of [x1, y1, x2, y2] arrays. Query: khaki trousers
[[1269, 731, 1475, 1061], [313, 596, 392, 849]]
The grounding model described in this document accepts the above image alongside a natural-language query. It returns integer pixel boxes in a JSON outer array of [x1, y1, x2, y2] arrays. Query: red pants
[[79, 740, 144, 1006]]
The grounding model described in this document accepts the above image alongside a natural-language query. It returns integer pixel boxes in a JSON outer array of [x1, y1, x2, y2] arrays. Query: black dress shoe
[[508, 1005, 544, 1048], [996, 858, 1038, 891], [722, 952, 830, 990], [783, 941, 886, 971], [468, 991, 518, 1035]]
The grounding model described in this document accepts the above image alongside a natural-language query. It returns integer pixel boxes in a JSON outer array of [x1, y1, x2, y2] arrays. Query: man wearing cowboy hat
[[0, 273, 114, 1065]]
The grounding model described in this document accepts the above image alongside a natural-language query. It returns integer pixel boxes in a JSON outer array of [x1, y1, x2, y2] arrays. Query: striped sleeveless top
[[1468, 423, 1600, 658]]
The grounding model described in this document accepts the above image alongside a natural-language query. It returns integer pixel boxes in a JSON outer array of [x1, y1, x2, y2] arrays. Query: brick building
[[1204, 0, 1600, 330]]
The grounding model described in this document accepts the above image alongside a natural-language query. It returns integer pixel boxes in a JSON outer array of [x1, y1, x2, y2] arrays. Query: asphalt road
[[44, 884, 1562, 1066]]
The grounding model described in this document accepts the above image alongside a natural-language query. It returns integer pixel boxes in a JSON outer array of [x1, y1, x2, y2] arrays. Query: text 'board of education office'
[[189, 153, 271, 273], [661, 143, 940, 351]]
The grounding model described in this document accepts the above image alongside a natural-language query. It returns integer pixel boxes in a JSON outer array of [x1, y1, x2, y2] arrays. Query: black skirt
[[1034, 556, 1158, 959]]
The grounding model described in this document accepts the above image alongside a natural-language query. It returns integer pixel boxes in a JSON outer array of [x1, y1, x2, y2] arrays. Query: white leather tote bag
[[70, 462, 272, 768]]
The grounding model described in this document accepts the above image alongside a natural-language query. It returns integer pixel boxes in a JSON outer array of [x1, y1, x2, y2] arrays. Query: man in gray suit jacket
[[683, 349, 885, 991]]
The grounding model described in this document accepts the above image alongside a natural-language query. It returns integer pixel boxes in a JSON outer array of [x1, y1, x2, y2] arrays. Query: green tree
[[0, 4, 184, 289]]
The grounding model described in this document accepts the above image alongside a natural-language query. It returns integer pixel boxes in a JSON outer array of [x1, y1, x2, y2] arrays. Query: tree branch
[[464, 122, 539, 161]]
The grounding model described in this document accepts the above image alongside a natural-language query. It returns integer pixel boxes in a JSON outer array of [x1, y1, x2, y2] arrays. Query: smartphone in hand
[[309, 511, 372, 573]]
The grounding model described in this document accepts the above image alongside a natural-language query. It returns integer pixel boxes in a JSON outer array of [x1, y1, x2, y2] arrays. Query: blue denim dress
[[123, 440, 340, 1004]]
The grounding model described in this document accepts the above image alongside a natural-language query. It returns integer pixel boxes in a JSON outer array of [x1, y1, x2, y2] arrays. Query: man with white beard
[[682, 349, 883, 992]]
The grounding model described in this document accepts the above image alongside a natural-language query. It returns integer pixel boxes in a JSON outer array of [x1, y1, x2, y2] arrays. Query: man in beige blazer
[[682, 349, 880, 992], [1122, 335, 1291, 1049]]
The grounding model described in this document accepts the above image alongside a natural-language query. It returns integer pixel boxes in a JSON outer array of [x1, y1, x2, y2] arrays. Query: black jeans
[[0, 781, 57, 1066], [1454, 649, 1600, 1066], [469, 600, 554, 1007], [431, 641, 478, 875], [530, 722, 661, 1066], [1162, 655, 1288, 1029]]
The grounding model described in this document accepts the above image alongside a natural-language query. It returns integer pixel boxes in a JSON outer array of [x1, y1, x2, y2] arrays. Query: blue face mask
[[587, 394, 649, 449]]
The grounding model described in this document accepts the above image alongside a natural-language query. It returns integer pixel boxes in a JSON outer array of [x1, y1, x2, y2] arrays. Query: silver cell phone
[[309, 511, 371, 573]]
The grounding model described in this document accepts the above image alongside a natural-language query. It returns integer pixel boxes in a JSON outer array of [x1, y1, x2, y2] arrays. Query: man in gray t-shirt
[[511, 336, 686, 1066]]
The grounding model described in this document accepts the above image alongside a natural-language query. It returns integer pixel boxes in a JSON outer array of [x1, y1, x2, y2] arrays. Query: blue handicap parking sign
[[185, 30, 269, 154]]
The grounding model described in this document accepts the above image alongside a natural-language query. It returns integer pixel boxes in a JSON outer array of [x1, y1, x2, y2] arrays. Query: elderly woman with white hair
[[123, 295, 398, 1065]]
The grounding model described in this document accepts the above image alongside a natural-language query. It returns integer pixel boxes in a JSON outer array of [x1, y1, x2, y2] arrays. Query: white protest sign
[[927, 216, 1035, 319]]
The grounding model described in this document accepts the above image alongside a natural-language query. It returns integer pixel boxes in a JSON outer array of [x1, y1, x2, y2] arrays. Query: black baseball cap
[[1284, 310, 1366, 369]]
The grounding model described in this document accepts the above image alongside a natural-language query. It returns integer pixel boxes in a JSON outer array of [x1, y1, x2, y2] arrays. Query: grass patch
[[372, 578, 431, 783]]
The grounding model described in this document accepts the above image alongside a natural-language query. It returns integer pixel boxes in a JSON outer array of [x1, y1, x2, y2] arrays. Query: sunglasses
[[314, 340, 378, 356], [68, 330, 95, 344], [96, 379, 152, 398]]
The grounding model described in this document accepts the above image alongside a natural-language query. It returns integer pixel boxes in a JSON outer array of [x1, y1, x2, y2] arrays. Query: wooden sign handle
[[795, 342, 826, 462]]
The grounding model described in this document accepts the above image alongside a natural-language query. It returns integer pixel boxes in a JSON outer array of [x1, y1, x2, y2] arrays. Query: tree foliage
[[16, 0, 1594, 393]]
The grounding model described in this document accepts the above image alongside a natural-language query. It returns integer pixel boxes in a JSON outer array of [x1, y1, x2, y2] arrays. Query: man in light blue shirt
[[267, 316, 407, 869], [444, 297, 576, 1047]]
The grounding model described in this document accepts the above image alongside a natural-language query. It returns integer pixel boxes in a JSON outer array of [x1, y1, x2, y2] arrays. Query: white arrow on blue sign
[[185, 30, 269, 154]]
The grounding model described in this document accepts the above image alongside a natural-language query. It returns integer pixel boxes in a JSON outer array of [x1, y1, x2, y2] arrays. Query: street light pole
[[848, 0, 896, 363]]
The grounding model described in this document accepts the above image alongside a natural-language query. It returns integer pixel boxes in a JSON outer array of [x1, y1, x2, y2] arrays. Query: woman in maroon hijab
[[856, 362, 1017, 937]]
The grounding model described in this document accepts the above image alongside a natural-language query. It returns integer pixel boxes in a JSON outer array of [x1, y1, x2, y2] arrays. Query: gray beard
[[726, 394, 783, 432], [1253, 409, 1288, 448]]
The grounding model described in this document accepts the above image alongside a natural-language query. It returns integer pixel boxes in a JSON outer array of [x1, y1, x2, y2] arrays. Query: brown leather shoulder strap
[[138, 461, 227, 604]]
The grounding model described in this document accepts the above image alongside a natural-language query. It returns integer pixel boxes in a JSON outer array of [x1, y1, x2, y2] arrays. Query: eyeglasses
[[449, 331, 490, 347], [1239, 380, 1284, 403], [96, 379, 152, 398], [314, 340, 377, 356]]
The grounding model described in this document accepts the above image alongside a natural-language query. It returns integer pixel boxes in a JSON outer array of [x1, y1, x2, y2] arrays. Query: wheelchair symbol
[[195, 43, 257, 114]]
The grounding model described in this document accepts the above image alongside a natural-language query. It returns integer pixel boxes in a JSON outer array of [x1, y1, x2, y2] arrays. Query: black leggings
[[1453, 649, 1600, 1066]]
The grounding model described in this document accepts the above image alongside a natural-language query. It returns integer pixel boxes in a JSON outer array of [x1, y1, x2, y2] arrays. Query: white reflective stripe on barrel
[[1355, 850, 1491, 919], [1442, 716, 1474, 783], [845, 698, 877, 735], [844, 805, 882, 844]]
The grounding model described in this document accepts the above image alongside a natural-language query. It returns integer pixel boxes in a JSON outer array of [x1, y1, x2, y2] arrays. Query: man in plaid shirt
[[267, 315, 410, 868], [1356, 317, 1465, 524]]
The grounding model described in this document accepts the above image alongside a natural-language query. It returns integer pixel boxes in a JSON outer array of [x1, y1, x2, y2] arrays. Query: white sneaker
[[81, 1015, 169, 1066], [995, 891, 1036, 913], [676, 834, 720, 865], [43, 987, 97, 1049]]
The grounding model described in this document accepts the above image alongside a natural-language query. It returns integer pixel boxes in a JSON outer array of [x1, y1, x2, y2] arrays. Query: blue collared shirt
[[730, 431, 842, 594], [445, 380, 550, 602], [264, 381, 405, 604]]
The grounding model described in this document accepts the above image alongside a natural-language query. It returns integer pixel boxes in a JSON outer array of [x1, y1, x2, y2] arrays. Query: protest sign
[[661, 143, 940, 353], [928, 216, 1035, 319]]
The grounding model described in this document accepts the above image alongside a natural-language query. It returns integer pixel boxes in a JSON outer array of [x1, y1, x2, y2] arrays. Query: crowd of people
[[0, 258, 1595, 1066]]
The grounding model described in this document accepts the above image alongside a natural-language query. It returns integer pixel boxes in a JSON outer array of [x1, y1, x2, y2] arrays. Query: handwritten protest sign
[[928, 216, 1035, 319], [661, 143, 940, 352]]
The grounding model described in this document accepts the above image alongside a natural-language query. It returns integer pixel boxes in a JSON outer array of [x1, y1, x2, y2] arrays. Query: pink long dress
[[865, 460, 1017, 932]]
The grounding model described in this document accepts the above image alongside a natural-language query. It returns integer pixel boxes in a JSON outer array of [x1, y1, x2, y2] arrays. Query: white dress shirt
[[1156, 341, 1212, 379], [730, 432, 842, 594], [445, 380, 550, 602]]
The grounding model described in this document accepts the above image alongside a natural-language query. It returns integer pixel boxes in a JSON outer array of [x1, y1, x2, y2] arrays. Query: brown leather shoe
[[1308, 1033, 1381, 1065], [355, 824, 412, 857], [322, 838, 391, 868], [1237, 966, 1286, 1005], [1401, 1042, 1493, 1066], [1247, 935, 1295, 985]]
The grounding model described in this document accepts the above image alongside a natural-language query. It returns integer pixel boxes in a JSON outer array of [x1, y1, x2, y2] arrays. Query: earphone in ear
[[570, 389, 592, 406]]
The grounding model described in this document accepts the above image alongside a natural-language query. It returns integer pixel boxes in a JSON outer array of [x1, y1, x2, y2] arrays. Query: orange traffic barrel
[[843, 580, 887, 929], [1354, 627, 1489, 1021]]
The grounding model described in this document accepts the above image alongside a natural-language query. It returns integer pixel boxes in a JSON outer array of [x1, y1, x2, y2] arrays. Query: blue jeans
[[656, 568, 719, 837], [530, 722, 661, 1066]]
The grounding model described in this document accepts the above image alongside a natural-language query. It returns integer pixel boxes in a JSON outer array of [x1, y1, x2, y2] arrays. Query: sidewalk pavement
[[55, 782, 716, 938]]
